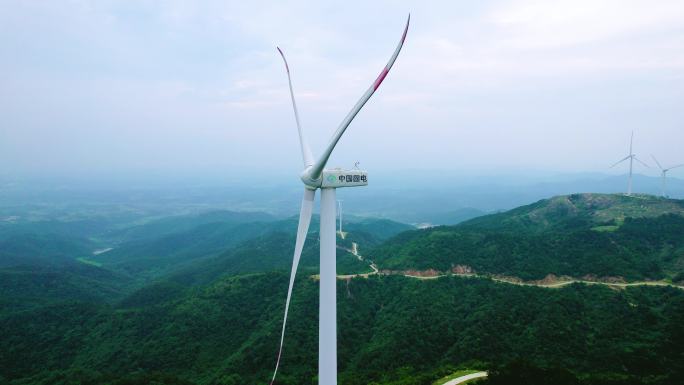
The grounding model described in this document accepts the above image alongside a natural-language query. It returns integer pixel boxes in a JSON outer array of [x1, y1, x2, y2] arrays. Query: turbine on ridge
[[270, 15, 410, 385], [651, 155, 684, 198], [610, 131, 649, 196]]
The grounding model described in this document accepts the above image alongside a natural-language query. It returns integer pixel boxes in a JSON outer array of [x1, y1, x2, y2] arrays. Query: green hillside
[[0, 264, 131, 312], [94, 220, 288, 277], [0, 211, 406, 315], [343, 218, 415, 241], [1, 274, 682, 385], [167, 232, 371, 286], [94, 216, 409, 280], [0, 233, 94, 268], [107, 210, 277, 243], [0, 217, 126, 241], [4, 197, 684, 385], [372, 194, 684, 281], [338, 218, 415, 251]]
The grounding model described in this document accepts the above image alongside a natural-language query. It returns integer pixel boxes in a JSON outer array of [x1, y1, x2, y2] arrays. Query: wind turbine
[[651, 155, 684, 198], [337, 200, 343, 238], [610, 131, 649, 196], [270, 16, 410, 385]]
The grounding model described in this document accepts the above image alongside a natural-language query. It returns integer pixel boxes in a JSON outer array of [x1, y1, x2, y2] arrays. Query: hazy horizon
[[3, 170, 683, 225]]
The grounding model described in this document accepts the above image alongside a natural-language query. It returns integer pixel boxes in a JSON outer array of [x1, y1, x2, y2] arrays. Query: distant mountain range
[[92, 211, 412, 280], [3, 172, 683, 225], [339, 172, 684, 224], [0, 209, 413, 309]]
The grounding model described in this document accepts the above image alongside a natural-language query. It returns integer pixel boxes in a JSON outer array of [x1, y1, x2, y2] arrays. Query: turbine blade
[[610, 155, 630, 168], [629, 131, 634, 154], [667, 163, 684, 171], [278, 47, 314, 167], [651, 154, 664, 170], [308, 14, 410, 181], [634, 156, 650, 168], [270, 188, 315, 384]]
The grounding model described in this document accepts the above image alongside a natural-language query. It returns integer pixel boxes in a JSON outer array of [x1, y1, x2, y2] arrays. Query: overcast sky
[[1, 0, 683, 181]]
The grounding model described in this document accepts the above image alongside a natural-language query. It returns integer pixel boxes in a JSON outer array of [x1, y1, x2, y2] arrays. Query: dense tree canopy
[[2, 274, 683, 384]]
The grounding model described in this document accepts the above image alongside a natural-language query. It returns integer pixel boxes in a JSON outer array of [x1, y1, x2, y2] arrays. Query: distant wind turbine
[[651, 155, 684, 198], [270, 15, 410, 385], [610, 131, 649, 196], [337, 200, 343, 237]]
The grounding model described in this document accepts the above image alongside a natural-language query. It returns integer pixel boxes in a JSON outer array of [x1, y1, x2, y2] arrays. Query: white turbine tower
[[270, 16, 410, 385], [337, 200, 343, 238], [610, 131, 649, 196], [651, 155, 684, 198]]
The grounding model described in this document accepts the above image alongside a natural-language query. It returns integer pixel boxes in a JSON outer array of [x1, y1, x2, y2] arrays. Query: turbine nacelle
[[301, 167, 368, 189], [321, 168, 368, 188]]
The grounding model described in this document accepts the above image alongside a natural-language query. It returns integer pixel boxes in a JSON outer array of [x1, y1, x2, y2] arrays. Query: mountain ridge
[[371, 193, 684, 281]]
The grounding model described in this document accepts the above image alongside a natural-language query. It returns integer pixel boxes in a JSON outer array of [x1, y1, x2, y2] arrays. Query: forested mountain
[[2, 195, 684, 385], [0, 231, 131, 313], [94, 220, 290, 277], [0, 211, 404, 312], [0, 233, 94, 268], [1, 274, 682, 385], [168, 233, 375, 287], [93, 215, 410, 280], [106, 210, 277, 243], [341, 218, 414, 241], [0, 263, 130, 313], [372, 194, 684, 281]]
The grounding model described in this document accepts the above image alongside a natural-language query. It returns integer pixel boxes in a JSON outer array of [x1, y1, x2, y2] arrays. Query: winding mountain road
[[440, 371, 488, 385], [490, 276, 684, 290], [336, 242, 378, 279], [334, 241, 684, 291]]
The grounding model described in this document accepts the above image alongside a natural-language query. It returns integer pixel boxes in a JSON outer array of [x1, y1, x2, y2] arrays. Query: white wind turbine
[[610, 131, 649, 196], [337, 199, 343, 238], [651, 155, 684, 198], [270, 16, 410, 385]]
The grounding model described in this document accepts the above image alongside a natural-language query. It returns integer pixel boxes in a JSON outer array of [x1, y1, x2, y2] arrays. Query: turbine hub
[[300, 166, 321, 189]]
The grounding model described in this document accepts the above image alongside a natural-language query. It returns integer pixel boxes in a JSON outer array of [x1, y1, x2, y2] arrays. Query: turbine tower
[[651, 155, 684, 197], [337, 200, 343, 238], [610, 131, 649, 196], [270, 16, 409, 385]]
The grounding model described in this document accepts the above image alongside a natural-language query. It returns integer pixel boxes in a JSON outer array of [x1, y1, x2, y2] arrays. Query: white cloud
[[490, 0, 684, 49]]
